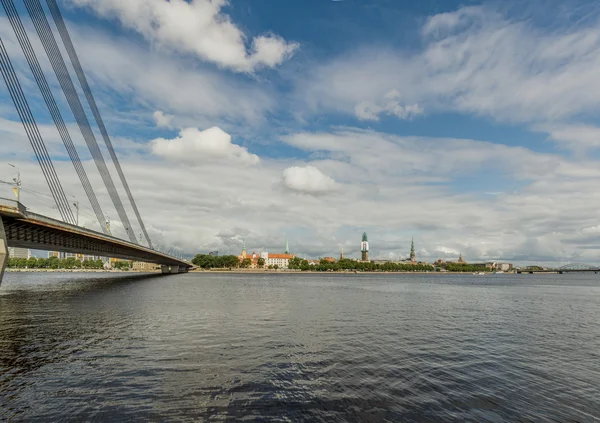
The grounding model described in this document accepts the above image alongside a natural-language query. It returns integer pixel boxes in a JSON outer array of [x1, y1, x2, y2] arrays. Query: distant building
[[208, 251, 219, 256], [457, 253, 467, 264], [48, 251, 100, 262], [132, 261, 157, 271], [267, 253, 295, 269], [8, 247, 31, 259], [496, 263, 513, 271], [322, 257, 336, 263], [409, 238, 416, 262], [361, 232, 369, 261], [238, 241, 264, 268]]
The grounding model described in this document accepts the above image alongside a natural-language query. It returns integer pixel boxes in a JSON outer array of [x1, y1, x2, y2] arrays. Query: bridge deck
[[0, 198, 190, 283]]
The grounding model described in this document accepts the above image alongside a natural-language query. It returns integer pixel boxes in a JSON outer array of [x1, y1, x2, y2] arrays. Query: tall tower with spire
[[410, 238, 416, 262], [285, 239, 289, 254], [241, 239, 247, 259], [340, 245, 344, 261], [361, 232, 369, 261]]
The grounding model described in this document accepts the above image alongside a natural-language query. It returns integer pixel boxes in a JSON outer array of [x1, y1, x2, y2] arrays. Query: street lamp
[[8, 163, 21, 203]]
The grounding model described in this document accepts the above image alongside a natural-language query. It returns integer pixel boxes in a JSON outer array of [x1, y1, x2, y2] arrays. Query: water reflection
[[1, 272, 599, 421]]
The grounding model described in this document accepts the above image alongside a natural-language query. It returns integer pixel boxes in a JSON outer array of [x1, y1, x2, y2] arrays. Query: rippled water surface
[[1, 272, 599, 422]]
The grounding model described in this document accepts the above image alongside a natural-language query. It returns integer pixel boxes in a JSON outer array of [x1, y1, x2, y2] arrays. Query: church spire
[[285, 239, 289, 254], [410, 237, 416, 262]]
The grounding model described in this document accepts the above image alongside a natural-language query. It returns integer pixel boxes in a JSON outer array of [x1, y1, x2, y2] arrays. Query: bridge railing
[[0, 197, 26, 215]]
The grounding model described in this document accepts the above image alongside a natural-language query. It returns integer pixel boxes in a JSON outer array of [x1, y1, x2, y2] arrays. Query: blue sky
[[3, 0, 600, 264]]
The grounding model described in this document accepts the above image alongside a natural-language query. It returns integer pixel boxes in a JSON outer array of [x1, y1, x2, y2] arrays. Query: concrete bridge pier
[[161, 265, 190, 274], [0, 216, 6, 286], [161, 265, 185, 274]]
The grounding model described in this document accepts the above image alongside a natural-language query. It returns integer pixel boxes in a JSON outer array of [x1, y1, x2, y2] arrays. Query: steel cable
[[46, 0, 153, 249], [1, 0, 107, 234], [0, 37, 75, 224], [23, 0, 137, 243]]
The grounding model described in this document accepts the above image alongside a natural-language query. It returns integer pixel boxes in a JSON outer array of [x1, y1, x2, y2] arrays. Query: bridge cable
[[46, 0, 153, 249], [0, 37, 75, 224], [1, 0, 108, 234], [23, 0, 138, 243]]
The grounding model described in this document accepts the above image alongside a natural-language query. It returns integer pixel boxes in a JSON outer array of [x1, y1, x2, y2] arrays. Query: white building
[[265, 253, 294, 269], [47, 251, 102, 262], [8, 247, 31, 259]]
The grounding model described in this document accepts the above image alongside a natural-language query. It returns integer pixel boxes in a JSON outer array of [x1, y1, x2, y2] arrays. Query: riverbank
[[6, 268, 517, 275], [190, 269, 517, 274], [6, 268, 160, 273]]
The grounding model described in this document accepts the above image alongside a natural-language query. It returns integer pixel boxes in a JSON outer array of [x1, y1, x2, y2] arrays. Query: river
[[1, 272, 599, 422]]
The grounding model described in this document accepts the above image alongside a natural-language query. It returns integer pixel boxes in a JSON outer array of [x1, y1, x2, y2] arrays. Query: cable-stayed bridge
[[0, 0, 191, 283]]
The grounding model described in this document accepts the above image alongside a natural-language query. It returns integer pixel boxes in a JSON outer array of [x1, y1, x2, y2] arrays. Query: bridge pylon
[[0, 216, 6, 286]]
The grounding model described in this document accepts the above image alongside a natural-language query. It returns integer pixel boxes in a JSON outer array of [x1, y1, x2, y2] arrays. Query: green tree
[[257, 257, 265, 267], [113, 260, 131, 270]]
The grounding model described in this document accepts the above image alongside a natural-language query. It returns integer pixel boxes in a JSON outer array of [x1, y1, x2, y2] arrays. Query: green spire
[[410, 237, 416, 261], [285, 239, 289, 254], [362, 232, 368, 242]]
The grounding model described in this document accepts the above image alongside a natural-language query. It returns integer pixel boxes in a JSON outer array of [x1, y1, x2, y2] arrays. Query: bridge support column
[[161, 265, 181, 274], [0, 216, 7, 286]]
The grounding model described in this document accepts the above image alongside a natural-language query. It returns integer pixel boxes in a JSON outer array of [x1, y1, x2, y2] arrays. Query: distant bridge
[[517, 263, 600, 274], [0, 198, 191, 284]]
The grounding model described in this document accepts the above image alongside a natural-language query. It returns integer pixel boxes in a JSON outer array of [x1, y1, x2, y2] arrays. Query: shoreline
[[190, 269, 516, 275], [5, 268, 522, 275], [6, 268, 160, 274]]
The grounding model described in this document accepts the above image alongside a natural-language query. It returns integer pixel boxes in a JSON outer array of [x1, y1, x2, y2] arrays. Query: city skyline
[[2, 0, 600, 265]]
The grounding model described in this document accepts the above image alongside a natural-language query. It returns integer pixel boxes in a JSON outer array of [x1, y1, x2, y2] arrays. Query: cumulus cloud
[[355, 90, 423, 121], [150, 126, 259, 165], [69, 0, 298, 72], [153, 111, 174, 128], [7, 121, 600, 264], [282, 165, 338, 194]]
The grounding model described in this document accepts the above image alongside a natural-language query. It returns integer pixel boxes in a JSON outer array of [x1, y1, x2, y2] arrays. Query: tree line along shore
[[191, 254, 497, 273], [6, 256, 133, 270]]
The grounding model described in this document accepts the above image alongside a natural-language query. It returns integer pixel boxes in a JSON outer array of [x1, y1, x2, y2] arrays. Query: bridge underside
[[0, 200, 190, 284]]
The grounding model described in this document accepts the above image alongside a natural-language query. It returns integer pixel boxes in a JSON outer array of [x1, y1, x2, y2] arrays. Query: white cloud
[[69, 0, 298, 72], [282, 166, 338, 194], [299, 6, 600, 123], [6, 124, 600, 264], [65, 23, 275, 125], [537, 124, 600, 151], [153, 111, 174, 128], [354, 90, 423, 121], [421, 6, 485, 37], [150, 127, 259, 165]]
